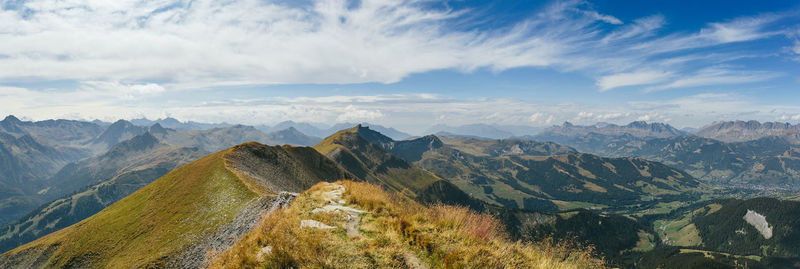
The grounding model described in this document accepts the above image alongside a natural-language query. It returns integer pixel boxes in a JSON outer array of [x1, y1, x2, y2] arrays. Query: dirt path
[[304, 183, 365, 238]]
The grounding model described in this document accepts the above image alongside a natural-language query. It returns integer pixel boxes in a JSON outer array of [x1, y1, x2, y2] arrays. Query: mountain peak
[[149, 123, 168, 135], [626, 121, 649, 128], [2, 115, 21, 123], [107, 132, 160, 153], [109, 119, 133, 127]]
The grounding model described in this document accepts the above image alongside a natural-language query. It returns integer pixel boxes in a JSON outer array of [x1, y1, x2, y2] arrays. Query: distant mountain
[[130, 117, 232, 131], [328, 122, 413, 140], [439, 136, 577, 157], [697, 120, 800, 143], [0, 116, 104, 147], [594, 135, 800, 186], [257, 121, 413, 141], [529, 121, 689, 160], [258, 120, 330, 138], [89, 120, 149, 151], [536, 121, 686, 141], [157, 124, 321, 152], [264, 127, 321, 146], [425, 124, 517, 139], [0, 133, 207, 253], [0, 142, 349, 268], [0, 131, 93, 225]]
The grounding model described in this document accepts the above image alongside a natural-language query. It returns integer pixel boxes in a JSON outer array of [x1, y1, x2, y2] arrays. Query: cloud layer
[[0, 0, 792, 90], [0, 0, 798, 132]]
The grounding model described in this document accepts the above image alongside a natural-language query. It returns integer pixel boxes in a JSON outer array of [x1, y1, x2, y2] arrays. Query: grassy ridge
[[211, 180, 605, 268], [3, 148, 259, 267]]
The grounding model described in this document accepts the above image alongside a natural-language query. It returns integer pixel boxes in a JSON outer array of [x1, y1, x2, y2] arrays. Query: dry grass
[[211, 180, 606, 269]]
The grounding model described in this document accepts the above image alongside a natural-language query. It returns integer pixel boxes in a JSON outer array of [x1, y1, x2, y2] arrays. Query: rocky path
[[302, 183, 365, 238], [297, 183, 429, 269]]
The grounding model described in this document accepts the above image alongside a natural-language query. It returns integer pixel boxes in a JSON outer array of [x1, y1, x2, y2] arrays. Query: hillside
[[439, 136, 577, 157], [376, 134, 703, 213], [211, 180, 604, 268], [597, 136, 800, 186], [0, 142, 349, 268], [0, 133, 208, 253], [637, 198, 800, 268]]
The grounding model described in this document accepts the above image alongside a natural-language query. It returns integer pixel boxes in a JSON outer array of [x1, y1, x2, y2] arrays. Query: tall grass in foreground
[[211, 180, 605, 268]]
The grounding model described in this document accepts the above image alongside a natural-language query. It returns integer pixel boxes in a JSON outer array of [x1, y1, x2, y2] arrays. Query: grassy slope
[[2, 148, 260, 268], [212, 180, 605, 269], [0, 144, 206, 253]]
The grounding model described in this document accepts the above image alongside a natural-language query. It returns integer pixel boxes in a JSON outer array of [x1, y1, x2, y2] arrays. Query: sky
[[0, 0, 798, 134]]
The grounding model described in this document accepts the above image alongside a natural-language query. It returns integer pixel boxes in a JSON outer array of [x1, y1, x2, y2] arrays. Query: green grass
[[653, 211, 701, 247], [7, 149, 260, 267], [632, 230, 656, 252]]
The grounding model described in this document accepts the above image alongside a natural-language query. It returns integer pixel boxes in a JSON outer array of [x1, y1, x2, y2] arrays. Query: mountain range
[[0, 124, 675, 267], [696, 120, 800, 143], [3, 116, 800, 268], [426, 123, 544, 139]]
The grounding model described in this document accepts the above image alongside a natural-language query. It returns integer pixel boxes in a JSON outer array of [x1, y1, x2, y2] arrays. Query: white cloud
[[597, 70, 672, 91], [794, 40, 800, 54], [601, 15, 665, 43], [0, 0, 795, 131], [0, 0, 785, 91], [646, 68, 781, 91], [4, 87, 800, 134], [596, 112, 625, 120], [529, 112, 555, 124], [0, 0, 584, 86], [335, 105, 384, 122], [83, 81, 166, 99], [580, 10, 623, 25], [702, 16, 777, 43]]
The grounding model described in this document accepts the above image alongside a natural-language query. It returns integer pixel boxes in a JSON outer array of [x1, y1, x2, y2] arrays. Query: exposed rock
[[256, 246, 273, 262], [300, 220, 335, 230], [743, 210, 772, 239]]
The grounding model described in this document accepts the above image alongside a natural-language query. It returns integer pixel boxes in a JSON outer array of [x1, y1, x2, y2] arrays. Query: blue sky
[[0, 0, 798, 134]]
